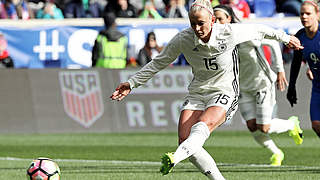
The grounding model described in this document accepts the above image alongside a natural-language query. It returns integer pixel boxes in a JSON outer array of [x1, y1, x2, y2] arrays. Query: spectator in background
[[104, 0, 138, 18], [221, 0, 251, 19], [0, 33, 14, 68], [137, 32, 163, 66], [275, 0, 302, 16], [36, 1, 64, 19], [28, 0, 46, 15], [139, 0, 163, 19], [5, 0, 34, 19], [166, 0, 188, 18], [53, 0, 65, 12], [0, 1, 8, 18], [64, 0, 101, 18], [91, 13, 128, 68]]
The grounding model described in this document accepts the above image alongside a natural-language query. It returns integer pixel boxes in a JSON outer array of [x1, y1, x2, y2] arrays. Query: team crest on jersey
[[216, 40, 227, 52], [218, 44, 227, 52], [218, 43, 227, 52], [59, 71, 104, 128]]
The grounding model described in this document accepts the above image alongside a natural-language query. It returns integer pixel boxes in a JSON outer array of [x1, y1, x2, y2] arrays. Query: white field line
[[0, 157, 319, 169], [0, 157, 160, 165]]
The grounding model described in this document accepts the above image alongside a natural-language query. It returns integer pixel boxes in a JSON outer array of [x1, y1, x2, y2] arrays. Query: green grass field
[[1, 130, 319, 180]]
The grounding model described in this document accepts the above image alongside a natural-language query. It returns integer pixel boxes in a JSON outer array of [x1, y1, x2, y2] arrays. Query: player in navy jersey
[[287, 0, 320, 138]]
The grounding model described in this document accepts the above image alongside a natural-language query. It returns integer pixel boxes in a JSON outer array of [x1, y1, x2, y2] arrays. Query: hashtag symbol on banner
[[33, 30, 65, 61]]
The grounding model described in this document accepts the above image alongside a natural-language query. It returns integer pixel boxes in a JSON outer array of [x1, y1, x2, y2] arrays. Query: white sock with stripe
[[252, 130, 281, 154], [189, 147, 225, 180], [173, 122, 210, 165], [268, 118, 295, 134]]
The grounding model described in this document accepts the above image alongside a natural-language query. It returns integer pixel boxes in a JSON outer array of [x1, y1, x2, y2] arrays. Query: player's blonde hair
[[303, 0, 319, 12], [189, 0, 214, 17]]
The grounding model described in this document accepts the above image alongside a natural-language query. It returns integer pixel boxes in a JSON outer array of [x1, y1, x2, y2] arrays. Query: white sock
[[268, 118, 295, 134], [189, 148, 225, 180], [252, 131, 281, 154], [173, 122, 210, 165]]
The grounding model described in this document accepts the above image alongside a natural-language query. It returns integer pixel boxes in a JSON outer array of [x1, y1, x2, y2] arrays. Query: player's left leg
[[266, 111, 303, 144], [189, 147, 225, 180]]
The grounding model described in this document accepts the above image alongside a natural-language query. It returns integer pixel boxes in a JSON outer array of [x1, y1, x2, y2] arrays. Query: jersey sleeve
[[288, 49, 303, 88], [128, 33, 182, 89], [231, 24, 291, 46], [262, 39, 284, 72], [288, 29, 305, 88]]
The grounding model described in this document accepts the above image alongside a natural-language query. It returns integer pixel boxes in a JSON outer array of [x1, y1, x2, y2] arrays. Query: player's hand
[[287, 86, 297, 107], [276, 71, 288, 92], [306, 68, 314, 80], [110, 82, 131, 101], [287, 35, 304, 50]]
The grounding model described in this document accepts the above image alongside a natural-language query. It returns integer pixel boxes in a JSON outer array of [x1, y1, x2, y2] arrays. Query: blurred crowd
[[90, 0, 311, 69], [0, 0, 311, 68], [0, 0, 306, 20]]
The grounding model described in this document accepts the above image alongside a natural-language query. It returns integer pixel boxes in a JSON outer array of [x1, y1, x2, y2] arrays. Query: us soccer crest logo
[[59, 71, 104, 128]]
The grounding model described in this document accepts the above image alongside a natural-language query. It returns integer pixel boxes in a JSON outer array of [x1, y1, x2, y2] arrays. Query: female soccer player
[[287, 0, 320, 138], [213, 4, 304, 167], [111, 0, 303, 179]]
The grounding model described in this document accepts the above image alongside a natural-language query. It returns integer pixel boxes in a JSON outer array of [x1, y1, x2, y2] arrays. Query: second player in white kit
[[213, 4, 304, 167]]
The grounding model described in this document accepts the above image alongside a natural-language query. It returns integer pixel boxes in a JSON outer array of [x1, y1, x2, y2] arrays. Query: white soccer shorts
[[180, 92, 238, 122], [239, 85, 276, 125]]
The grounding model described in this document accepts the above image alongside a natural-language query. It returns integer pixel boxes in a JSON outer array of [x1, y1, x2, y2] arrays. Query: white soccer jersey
[[128, 23, 290, 99], [238, 39, 285, 92]]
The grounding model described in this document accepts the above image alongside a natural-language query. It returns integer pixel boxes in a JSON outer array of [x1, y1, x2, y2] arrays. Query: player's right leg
[[160, 107, 201, 175], [240, 90, 284, 166], [160, 152, 175, 175], [251, 127, 284, 166], [270, 149, 284, 166], [160, 109, 212, 175]]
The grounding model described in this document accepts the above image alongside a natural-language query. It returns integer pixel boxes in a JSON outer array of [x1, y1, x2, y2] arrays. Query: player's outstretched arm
[[287, 35, 304, 50], [110, 82, 131, 101]]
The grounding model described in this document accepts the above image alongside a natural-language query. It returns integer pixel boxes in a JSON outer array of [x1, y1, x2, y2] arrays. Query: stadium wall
[[0, 18, 310, 133], [0, 65, 312, 133]]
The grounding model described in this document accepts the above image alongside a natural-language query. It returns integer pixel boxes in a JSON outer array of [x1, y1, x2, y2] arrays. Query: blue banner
[[0, 19, 301, 68], [0, 23, 188, 68]]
